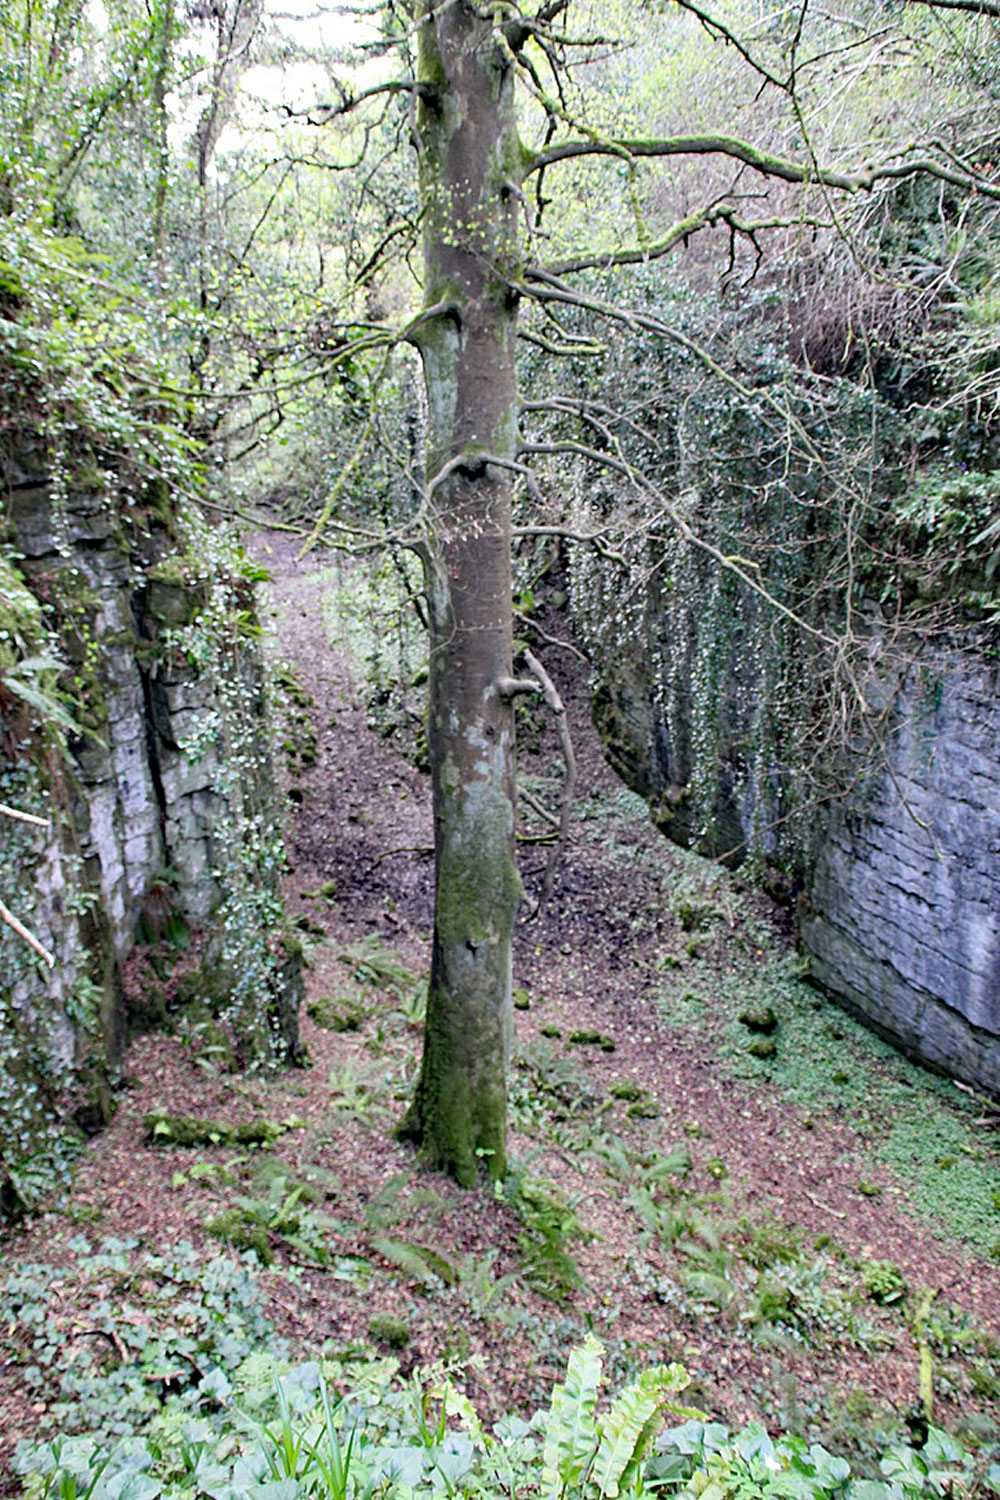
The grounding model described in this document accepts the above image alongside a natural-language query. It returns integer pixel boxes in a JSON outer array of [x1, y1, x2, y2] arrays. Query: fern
[[372, 1236, 458, 1287], [542, 1335, 603, 1498], [338, 936, 414, 996], [541, 1340, 691, 1499], [591, 1363, 689, 1498]]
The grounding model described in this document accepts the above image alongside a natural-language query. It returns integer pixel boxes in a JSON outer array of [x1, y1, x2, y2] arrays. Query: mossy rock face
[[513, 987, 531, 1011], [165, 958, 238, 1024], [145, 571, 210, 628], [307, 993, 366, 1032], [71, 1057, 118, 1137], [739, 1006, 778, 1035], [539, 1024, 562, 1039]]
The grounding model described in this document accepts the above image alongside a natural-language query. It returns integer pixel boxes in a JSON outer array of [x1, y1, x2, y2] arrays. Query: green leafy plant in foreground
[[540, 1334, 689, 1498], [16, 1336, 1000, 1500]]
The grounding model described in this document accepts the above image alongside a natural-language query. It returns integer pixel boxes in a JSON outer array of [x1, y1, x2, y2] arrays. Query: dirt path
[[1, 532, 997, 1481]]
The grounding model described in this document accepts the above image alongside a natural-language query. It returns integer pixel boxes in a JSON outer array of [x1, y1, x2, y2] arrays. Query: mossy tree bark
[[402, 0, 526, 1186]]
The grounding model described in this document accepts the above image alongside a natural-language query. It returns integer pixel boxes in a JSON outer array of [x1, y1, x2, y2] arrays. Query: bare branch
[[540, 203, 825, 276], [514, 607, 589, 661], [281, 78, 426, 125], [526, 134, 1000, 200], [518, 326, 606, 356], [665, 0, 788, 90], [496, 676, 543, 699], [0, 803, 48, 828], [0, 899, 55, 968], [519, 785, 563, 830], [904, 0, 1000, 15]]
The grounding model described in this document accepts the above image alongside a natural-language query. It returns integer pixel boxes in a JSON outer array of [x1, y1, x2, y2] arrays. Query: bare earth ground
[[1, 529, 997, 1482]]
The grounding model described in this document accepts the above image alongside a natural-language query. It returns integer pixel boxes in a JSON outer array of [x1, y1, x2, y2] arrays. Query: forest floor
[[1, 530, 999, 1485]]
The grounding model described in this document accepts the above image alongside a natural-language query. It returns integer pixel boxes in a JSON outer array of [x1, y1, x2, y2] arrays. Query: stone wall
[[583, 538, 1000, 1097], [1, 435, 300, 1203]]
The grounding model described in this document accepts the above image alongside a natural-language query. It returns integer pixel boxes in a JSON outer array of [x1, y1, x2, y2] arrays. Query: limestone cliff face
[[801, 655, 1000, 1092], [1, 434, 300, 1201], [582, 540, 999, 1097]]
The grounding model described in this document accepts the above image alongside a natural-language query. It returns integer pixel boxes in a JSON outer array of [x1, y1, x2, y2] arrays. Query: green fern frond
[[592, 1363, 689, 1497], [372, 1236, 458, 1287], [542, 1334, 603, 1499]]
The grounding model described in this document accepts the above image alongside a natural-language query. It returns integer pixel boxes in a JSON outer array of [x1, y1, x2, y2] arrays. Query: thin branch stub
[[496, 675, 542, 700]]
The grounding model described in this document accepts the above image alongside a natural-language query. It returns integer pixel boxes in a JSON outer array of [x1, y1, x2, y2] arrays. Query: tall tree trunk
[[402, 0, 524, 1185], [151, 0, 175, 254]]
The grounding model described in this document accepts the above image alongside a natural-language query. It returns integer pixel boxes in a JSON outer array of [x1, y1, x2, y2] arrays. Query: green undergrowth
[[9, 1295, 1000, 1500], [651, 892, 1000, 1257]]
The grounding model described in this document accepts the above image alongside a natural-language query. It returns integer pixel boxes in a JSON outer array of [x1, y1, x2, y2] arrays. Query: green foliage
[[309, 993, 369, 1032], [10, 1294, 1000, 1500], [329, 1061, 384, 1124], [372, 1236, 461, 1289], [654, 1419, 1000, 1500], [503, 1167, 586, 1303], [322, 552, 429, 765], [655, 934, 1000, 1256], [892, 468, 1000, 613], [861, 1262, 907, 1307], [0, 555, 86, 741], [540, 1336, 689, 1499], [207, 1177, 337, 1268], [339, 939, 415, 995], [3, 1238, 282, 1450], [509, 1038, 603, 1141]]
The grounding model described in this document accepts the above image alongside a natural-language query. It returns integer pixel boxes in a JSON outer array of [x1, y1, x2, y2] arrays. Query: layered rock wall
[[1, 435, 299, 1201], [801, 654, 1000, 1090], [583, 540, 1000, 1097]]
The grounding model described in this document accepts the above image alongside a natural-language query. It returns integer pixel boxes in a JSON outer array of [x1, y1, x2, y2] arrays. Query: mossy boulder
[[369, 1314, 411, 1349], [739, 1006, 778, 1034], [143, 1110, 284, 1147], [748, 1036, 777, 1059], [568, 1029, 616, 1052]]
